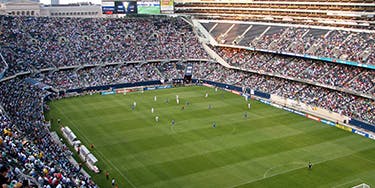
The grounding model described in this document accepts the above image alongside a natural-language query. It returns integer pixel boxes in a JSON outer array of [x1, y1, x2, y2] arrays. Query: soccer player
[[105, 171, 109, 180], [212, 121, 216, 128], [308, 161, 312, 170], [133, 101, 137, 107], [244, 112, 248, 118], [154, 96, 157, 101], [171, 119, 175, 126], [111, 178, 115, 187], [131, 105, 135, 111], [205, 93, 208, 98], [176, 98, 180, 104], [151, 107, 154, 113], [248, 103, 251, 109], [155, 116, 159, 122]]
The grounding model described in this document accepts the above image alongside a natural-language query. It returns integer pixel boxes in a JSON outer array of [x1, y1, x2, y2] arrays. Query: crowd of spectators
[[34, 62, 185, 90], [157, 62, 185, 80], [0, 60, 373, 188], [10, 58, 372, 126], [212, 46, 375, 96], [0, 78, 97, 187], [193, 62, 374, 124], [0, 15, 209, 77], [228, 26, 375, 65], [0, 14, 373, 187]]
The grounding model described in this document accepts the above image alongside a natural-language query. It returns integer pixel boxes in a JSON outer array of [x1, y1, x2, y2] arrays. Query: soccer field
[[46, 86, 375, 188]]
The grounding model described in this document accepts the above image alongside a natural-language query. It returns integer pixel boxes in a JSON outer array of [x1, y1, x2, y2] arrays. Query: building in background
[[41, 3, 102, 17], [0, 0, 41, 16], [50, 0, 58, 5], [0, 0, 102, 17]]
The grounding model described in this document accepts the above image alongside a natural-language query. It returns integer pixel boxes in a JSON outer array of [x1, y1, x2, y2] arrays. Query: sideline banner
[[321, 119, 336, 126], [352, 129, 370, 138], [306, 114, 321, 122], [335, 124, 352, 132], [143, 85, 172, 91], [101, 91, 115, 95]]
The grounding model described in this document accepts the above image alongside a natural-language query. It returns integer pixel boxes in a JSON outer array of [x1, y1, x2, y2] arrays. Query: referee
[[308, 161, 312, 170]]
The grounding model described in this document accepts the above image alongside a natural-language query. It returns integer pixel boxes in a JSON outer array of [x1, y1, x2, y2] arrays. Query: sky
[[40, 0, 102, 5]]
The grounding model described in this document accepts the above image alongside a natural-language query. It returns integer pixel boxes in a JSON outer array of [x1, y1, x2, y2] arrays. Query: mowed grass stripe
[[235, 148, 375, 188], [58, 94, 245, 127], [91, 111, 301, 146], [120, 127, 351, 186], [139, 135, 375, 188], [46, 86, 375, 188], [59, 99, 294, 145], [109, 122, 328, 170]]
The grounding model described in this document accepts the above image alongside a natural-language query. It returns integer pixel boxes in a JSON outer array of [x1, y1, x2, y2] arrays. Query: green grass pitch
[[46, 86, 375, 188]]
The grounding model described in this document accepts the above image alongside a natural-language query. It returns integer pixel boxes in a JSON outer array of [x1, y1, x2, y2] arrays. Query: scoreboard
[[160, 0, 174, 14], [102, 0, 173, 15]]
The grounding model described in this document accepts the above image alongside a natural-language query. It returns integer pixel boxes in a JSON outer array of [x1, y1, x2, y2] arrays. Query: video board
[[137, 1, 160, 15], [102, 1, 137, 14]]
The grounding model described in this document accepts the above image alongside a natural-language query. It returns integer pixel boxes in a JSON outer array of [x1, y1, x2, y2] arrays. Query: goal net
[[352, 183, 370, 188]]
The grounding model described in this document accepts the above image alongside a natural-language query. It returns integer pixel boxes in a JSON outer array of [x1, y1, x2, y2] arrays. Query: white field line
[[229, 153, 364, 188], [331, 178, 362, 188], [352, 154, 375, 165], [53, 103, 137, 188], [263, 161, 306, 178]]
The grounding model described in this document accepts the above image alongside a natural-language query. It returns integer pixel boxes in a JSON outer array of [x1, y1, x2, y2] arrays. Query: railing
[[0, 52, 9, 80]]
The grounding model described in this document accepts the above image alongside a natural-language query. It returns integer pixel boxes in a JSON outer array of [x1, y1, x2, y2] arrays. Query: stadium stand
[[193, 62, 374, 125], [22, 61, 374, 125], [0, 14, 374, 187], [200, 22, 375, 65], [175, 1, 375, 29], [0, 78, 96, 187], [211, 46, 375, 97], [0, 15, 209, 77]]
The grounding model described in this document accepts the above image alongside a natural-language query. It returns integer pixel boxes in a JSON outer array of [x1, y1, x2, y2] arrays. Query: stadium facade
[[175, 0, 375, 29], [0, 0, 101, 17]]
